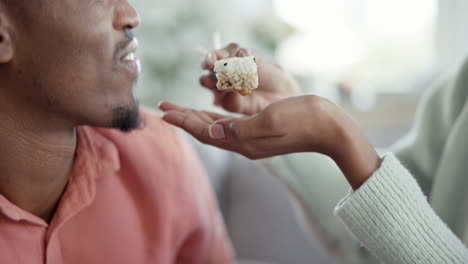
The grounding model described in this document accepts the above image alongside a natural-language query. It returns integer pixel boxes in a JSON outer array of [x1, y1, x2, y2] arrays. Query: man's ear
[[0, 13, 13, 64]]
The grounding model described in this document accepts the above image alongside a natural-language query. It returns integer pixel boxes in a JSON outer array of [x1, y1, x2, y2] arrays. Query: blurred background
[[130, 1, 468, 263], [133, 0, 468, 148]]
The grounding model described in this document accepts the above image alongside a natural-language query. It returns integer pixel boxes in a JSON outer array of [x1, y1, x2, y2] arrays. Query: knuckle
[[303, 95, 334, 114], [199, 76, 206, 86], [179, 114, 189, 128], [226, 43, 240, 52], [187, 110, 198, 119], [227, 122, 243, 140]]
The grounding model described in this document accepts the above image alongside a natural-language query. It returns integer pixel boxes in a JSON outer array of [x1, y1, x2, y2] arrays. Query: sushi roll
[[213, 56, 259, 96]]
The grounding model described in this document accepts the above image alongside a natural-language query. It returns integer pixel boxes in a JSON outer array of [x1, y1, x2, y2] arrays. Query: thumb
[[208, 116, 260, 141]]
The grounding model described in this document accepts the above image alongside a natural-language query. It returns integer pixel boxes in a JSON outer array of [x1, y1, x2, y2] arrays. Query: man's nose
[[113, 0, 140, 30]]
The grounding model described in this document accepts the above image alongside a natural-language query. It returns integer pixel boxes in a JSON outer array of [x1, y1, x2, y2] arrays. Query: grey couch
[[191, 139, 337, 264]]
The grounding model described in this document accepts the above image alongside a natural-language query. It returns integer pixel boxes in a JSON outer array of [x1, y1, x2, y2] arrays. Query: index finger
[[201, 43, 245, 71], [162, 110, 212, 142]]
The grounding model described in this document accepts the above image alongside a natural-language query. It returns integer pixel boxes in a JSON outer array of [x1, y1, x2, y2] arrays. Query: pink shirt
[[0, 109, 234, 264]]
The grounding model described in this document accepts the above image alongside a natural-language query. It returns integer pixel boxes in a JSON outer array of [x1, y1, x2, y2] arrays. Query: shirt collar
[[77, 126, 121, 179]]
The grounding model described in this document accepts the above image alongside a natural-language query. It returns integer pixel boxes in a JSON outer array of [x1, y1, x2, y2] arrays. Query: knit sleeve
[[334, 154, 468, 264]]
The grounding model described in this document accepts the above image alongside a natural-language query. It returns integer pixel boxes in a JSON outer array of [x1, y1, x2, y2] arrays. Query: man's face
[[3, 0, 141, 131]]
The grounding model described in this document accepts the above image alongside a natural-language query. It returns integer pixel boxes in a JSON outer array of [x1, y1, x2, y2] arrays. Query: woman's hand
[[200, 43, 301, 116], [160, 95, 381, 190]]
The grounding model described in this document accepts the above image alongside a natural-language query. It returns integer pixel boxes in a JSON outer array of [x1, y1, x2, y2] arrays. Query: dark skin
[[0, 0, 140, 222]]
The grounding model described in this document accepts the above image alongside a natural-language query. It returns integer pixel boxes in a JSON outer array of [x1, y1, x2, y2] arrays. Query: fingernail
[[209, 123, 225, 139], [158, 101, 165, 108]]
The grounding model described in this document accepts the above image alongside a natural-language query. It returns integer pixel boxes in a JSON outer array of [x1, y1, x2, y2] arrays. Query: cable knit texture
[[335, 154, 468, 264]]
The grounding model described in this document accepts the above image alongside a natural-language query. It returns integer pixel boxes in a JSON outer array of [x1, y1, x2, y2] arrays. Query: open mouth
[[117, 39, 140, 78], [119, 39, 138, 62]]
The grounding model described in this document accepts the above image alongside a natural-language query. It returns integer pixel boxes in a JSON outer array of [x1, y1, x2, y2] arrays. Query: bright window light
[[364, 0, 437, 37], [274, 0, 437, 79]]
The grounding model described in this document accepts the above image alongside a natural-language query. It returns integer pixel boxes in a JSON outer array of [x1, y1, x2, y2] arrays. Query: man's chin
[[111, 102, 141, 133]]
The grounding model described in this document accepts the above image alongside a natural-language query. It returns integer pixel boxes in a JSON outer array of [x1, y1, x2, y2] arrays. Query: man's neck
[[0, 110, 76, 223]]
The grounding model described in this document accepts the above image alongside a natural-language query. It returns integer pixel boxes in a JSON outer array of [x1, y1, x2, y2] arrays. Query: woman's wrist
[[324, 110, 382, 190]]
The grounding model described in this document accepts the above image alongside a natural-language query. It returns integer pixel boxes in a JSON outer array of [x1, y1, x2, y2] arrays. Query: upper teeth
[[123, 53, 135, 61]]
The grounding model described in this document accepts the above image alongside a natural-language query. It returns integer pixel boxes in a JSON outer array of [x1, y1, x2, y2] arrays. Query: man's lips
[[119, 39, 139, 63], [117, 38, 141, 78]]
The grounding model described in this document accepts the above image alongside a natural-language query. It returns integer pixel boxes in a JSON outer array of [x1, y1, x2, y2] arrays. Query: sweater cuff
[[334, 153, 468, 264]]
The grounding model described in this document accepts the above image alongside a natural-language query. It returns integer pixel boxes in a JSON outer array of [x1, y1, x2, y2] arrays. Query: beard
[[111, 101, 141, 132]]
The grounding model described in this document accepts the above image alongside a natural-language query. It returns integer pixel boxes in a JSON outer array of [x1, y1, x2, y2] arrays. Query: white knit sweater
[[335, 154, 468, 263], [266, 59, 468, 263]]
